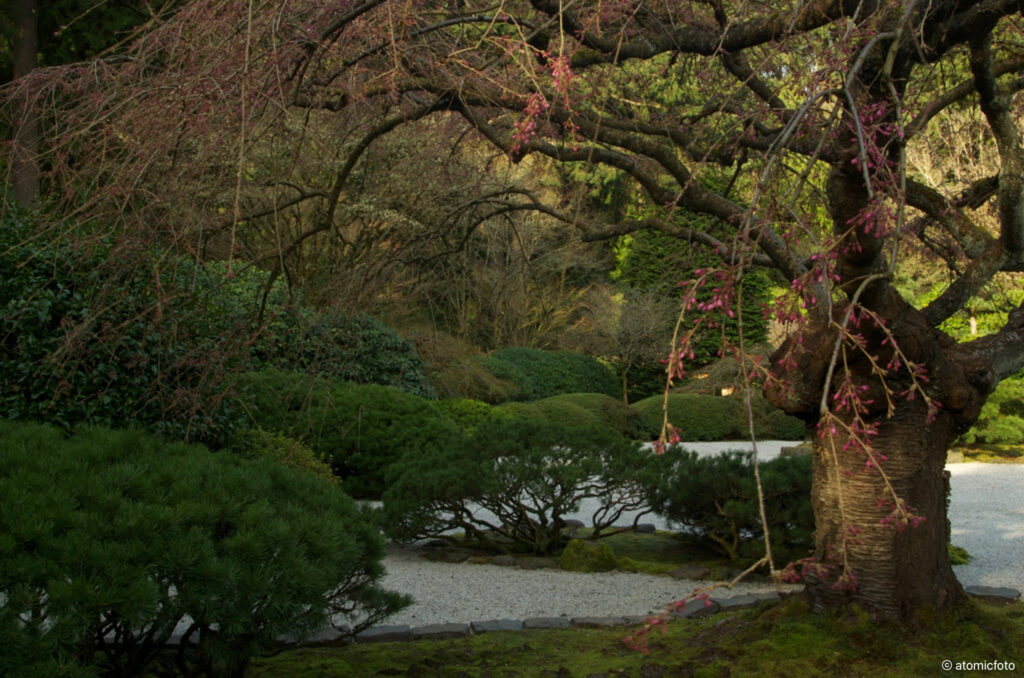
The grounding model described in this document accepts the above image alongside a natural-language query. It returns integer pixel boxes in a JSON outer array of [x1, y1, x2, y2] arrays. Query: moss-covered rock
[[559, 539, 618, 572]]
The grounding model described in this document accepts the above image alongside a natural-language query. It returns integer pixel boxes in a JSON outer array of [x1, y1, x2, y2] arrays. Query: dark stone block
[[471, 619, 524, 633], [523, 617, 571, 629], [411, 623, 471, 640], [965, 585, 1021, 601], [570, 616, 629, 628], [355, 625, 413, 643], [670, 598, 720, 619], [709, 594, 760, 611]]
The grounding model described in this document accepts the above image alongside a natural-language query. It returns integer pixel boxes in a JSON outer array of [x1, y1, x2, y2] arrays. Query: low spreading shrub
[[240, 369, 461, 498], [645, 449, 814, 563], [382, 418, 656, 555], [475, 347, 620, 401], [0, 421, 408, 678], [960, 375, 1024, 445]]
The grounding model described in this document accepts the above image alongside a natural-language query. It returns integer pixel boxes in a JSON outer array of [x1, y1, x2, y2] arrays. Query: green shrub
[[254, 309, 436, 399], [632, 393, 746, 441], [382, 418, 656, 554], [0, 210, 248, 445], [475, 347, 619, 401], [0, 421, 408, 678], [646, 449, 814, 564], [494, 393, 658, 440], [760, 408, 807, 439], [232, 428, 338, 486], [240, 369, 461, 498], [495, 397, 604, 433], [436, 398, 497, 434], [960, 375, 1024, 445]]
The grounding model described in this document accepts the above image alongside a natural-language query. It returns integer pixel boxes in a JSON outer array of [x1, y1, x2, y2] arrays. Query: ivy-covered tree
[[8, 0, 1024, 629]]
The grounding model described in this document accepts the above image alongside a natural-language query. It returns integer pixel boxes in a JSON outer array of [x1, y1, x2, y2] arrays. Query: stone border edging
[[279, 585, 1019, 646]]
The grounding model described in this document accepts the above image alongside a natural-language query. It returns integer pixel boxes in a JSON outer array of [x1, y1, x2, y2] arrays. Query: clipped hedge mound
[[632, 393, 805, 441], [633, 393, 746, 441], [240, 369, 461, 498], [474, 347, 619, 401], [253, 309, 436, 399], [0, 421, 408, 678], [493, 393, 658, 440]]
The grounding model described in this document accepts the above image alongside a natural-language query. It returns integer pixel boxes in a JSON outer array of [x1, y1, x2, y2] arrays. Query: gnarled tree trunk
[[768, 275, 997, 623], [807, 398, 963, 620]]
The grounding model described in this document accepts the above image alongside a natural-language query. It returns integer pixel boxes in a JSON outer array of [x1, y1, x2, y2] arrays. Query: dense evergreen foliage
[[959, 375, 1024, 445], [632, 393, 805, 441], [0, 210, 247, 445], [474, 347, 620, 401], [253, 308, 437, 399], [383, 418, 655, 554], [241, 369, 460, 498], [495, 393, 658, 440], [0, 420, 408, 678], [647, 449, 814, 564]]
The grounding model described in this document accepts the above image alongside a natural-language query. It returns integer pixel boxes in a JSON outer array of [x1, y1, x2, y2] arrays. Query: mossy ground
[[956, 444, 1024, 464], [247, 597, 1024, 677]]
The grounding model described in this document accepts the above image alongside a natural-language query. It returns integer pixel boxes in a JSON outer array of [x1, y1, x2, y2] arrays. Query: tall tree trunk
[[10, 0, 40, 207], [806, 399, 964, 621], [767, 303, 993, 624]]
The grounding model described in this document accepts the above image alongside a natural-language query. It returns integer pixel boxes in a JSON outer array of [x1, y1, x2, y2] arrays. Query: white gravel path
[[378, 443, 1024, 627]]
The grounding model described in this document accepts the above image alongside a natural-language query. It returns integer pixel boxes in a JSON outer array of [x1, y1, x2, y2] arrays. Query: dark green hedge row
[[471, 347, 620, 402], [631, 393, 806, 441], [240, 368, 460, 499], [0, 421, 407, 678]]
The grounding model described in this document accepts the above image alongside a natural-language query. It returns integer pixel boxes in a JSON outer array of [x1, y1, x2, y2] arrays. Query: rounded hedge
[[0, 421, 408, 678], [632, 393, 805, 441], [253, 308, 436, 399], [240, 369, 461, 498], [632, 393, 746, 441], [474, 347, 620, 401], [493, 393, 658, 440]]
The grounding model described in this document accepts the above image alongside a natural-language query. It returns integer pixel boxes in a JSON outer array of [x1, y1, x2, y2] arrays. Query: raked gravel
[[378, 442, 1024, 627]]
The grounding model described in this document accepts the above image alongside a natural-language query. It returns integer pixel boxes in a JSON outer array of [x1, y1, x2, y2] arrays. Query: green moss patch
[[559, 539, 617, 572], [957, 444, 1024, 463], [248, 598, 1024, 677]]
